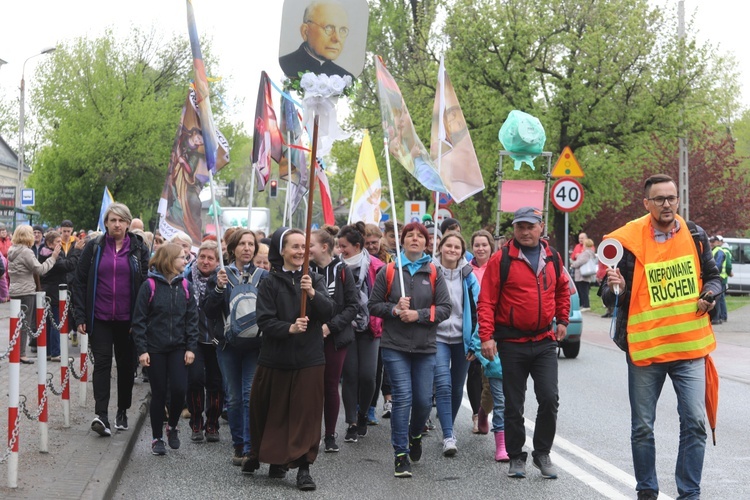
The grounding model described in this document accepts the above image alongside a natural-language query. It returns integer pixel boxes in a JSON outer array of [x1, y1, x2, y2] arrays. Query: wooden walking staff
[[299, 114, 320, 318]]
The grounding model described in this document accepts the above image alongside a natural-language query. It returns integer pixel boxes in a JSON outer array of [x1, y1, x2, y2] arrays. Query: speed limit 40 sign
[[551, 177, 584, 212]]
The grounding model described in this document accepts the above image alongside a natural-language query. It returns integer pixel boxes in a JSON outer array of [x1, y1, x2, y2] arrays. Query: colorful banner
[[279, 92, 308, 213], [97, 186, 114, 232], [252, 71, 283, 191], [349, 130, 381, 224], [430, 56, 485, 203], [316, 158, 336, 226], [374, 56, 446, 193], [158, 89, 230, 247], [186, 0, 220, 180]]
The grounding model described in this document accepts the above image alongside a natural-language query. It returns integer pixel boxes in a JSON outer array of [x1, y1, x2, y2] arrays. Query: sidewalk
[[0, 301, 150, 499], [582, 301, 750, 383]]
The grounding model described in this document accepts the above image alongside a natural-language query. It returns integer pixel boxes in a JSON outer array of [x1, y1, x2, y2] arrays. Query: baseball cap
[[710, 235, 724, 242], [512, 207, 543, 225]]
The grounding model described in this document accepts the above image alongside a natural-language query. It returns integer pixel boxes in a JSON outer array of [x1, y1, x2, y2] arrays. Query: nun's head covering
[[269, 227, 291, 271]]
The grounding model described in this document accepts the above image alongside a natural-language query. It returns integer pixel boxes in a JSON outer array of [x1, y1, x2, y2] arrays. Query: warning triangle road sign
[[551, 146, 584, 178]]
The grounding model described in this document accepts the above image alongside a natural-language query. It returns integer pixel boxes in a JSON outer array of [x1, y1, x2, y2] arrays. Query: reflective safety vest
[[711, 246, 731, 280], [606, 214, 715, 366]]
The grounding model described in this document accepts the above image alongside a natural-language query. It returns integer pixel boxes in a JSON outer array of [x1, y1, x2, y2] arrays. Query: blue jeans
[[382, 348, 436, 455], [628, 356, 706, 499], [216, 344, 259, 453], [488, 376, 505, 432], [46, 298, 61, 357], [434, 341, 470, 439], [716, 280, 728, 321]]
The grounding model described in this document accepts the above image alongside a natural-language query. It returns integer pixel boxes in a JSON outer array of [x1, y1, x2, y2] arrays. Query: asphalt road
[[114, 320, 750, 500]]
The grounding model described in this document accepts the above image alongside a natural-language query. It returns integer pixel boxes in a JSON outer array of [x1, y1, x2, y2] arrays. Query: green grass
[[586, 287, 750, 315]]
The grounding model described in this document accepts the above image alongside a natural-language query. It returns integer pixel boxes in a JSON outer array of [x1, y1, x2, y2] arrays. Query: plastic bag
[[498, 110, 546, 170]]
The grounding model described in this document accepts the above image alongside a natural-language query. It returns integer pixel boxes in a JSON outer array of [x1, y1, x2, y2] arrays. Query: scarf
[[191, 263, 210, 306]]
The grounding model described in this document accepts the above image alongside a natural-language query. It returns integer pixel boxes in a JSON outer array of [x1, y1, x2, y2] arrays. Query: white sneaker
[[442, 436, 458, 457]]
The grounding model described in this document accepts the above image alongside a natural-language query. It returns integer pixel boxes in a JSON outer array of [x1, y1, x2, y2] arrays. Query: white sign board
[[21, 188, 35, 207], [404, 200, 426, 224]]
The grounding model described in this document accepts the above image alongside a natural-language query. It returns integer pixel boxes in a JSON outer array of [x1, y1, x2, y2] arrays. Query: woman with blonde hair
[[9, 225, 60, 363]]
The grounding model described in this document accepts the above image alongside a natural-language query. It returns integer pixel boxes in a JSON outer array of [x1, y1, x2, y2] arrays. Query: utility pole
[[678, 0, 689, 219]]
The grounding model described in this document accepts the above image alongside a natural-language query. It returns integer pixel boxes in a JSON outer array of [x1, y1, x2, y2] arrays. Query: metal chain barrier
[[67, 355, 89, 380], [0, 411, 21, 464], [19, 392, 48, 421], [46, 369, 71, 397], [24, 301, 51, 339], [0, 309, 24, 361], [49, 297, 71, 333]]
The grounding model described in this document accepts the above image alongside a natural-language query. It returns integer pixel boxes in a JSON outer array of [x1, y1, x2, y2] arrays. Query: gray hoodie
[[433, 256, 469, 344]]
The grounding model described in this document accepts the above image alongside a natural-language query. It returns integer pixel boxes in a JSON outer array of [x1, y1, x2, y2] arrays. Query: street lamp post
[[17, 47, 55, 223]]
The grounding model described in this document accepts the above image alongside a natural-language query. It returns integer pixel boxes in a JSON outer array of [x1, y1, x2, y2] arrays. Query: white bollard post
[[8, 299, 21, 488], [36, 291, 48, 453], [59, 286, 70, 427], [79, 331, 88, 407]]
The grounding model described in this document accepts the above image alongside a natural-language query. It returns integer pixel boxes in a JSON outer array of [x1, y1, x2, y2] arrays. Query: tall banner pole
[[383, 137, 406, 297], [246, 167, 257, 232], [299, 114, 320, 318], [208, 172, 225, 270], [433, 143, 442, 257], [283, 131, 291, 226]]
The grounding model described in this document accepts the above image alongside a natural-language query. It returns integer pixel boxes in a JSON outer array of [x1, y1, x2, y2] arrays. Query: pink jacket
[[367, 254, 385, 338]]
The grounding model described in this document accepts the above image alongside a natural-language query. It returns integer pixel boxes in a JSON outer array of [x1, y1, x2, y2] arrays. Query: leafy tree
[[28, 27, 226, 228], [584, 123, 749, 239], [0, 90, 17, 147]]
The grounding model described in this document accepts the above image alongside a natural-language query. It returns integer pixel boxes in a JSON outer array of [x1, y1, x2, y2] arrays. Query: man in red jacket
[[479, 206, 570, 480]]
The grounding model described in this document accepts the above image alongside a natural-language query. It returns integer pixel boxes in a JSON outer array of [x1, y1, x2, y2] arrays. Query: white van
[[724, 237, 750, 295]]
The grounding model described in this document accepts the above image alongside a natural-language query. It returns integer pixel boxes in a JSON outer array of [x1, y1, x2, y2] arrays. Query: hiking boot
[[507, 457, 527, 478], [151, 438, 166, 456], [532, 454, 558, 479], [114, 409, 128, 431], [324, 434, 339, 452], [382, 399, 392, 419], [296, 467, 316, 491], [409, 435, 422, 463], [366, 406, 379, 425], [91, 416, 111, 437], [231, 445, 244, 465], [477, 407, 489, 434], [394, 454, 412, 478], [205, 428, 220, 442], [191, 429, 204, 442], [268, 464, 288, 478], [442, 436, 458, 457], [357, 412, 368, 437], [344, 424, 358, 443], [166, 426, 180, 450], [241, 454, 259, 475], [637, 490, 659, 500]]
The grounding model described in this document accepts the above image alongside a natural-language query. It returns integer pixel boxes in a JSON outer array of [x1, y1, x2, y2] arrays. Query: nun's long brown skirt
[[249, 364, 325, 469]]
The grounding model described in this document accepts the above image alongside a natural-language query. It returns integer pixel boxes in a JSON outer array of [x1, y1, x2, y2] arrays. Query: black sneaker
[[191, 429, 204, 442], [637, 490, 659, 500], [296, 468, 316, 491], [324, 434, 339, 452], [357, 412, 368, 437], [268, 464, 288, 478], [166, 426, 180, 450], [114, 410, 128, 431], [231, 445, 244, 466], [394, 454, 412, 478], [151, 438, 166, 456], [409, 435, 422, 463], [344, 424, 358, 443], [91, 416, 111, 437], [205, 428, 220, 442], [241, 454, 259, 475]]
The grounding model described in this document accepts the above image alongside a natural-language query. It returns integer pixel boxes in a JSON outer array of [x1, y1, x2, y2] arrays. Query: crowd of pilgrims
[[6, 201, 509, 491]]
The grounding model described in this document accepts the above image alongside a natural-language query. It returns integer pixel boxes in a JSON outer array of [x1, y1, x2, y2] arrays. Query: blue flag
[[97, 186, 114, 232]]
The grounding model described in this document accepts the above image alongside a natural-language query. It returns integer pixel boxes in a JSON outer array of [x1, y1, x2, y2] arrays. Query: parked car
[[555, 267, 583, 358], [724, 238, 750, 295]]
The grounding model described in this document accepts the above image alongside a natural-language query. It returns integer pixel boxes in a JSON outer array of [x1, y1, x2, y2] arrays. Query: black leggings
[[148, 350, 188, 439], [91, 319, 134, 418], [187, 343, 224, 432]]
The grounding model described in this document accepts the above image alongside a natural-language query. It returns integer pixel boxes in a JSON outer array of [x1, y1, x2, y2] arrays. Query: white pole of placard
[[597, 239, 624, 295]]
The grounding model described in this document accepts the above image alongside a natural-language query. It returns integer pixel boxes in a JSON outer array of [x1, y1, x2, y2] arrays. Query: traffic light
[[269, 179, 278, 198]]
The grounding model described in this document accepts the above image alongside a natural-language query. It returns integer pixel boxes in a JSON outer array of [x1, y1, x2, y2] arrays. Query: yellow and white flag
[[348, 130, 382, 225]]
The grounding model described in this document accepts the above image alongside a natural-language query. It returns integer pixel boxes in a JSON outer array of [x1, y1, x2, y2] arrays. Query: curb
[[82, 390, 151, 500]]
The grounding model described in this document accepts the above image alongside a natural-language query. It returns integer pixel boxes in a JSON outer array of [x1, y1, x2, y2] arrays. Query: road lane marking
[[461, 397, 675, 500]]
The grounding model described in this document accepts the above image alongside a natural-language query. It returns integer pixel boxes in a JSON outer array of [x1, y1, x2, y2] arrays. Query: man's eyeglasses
[[305, 20, 349, 39], [647, 196, 679, 206]]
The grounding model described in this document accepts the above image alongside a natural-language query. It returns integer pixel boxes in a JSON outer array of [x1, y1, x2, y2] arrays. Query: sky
[[0, 0, 748, 135]]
